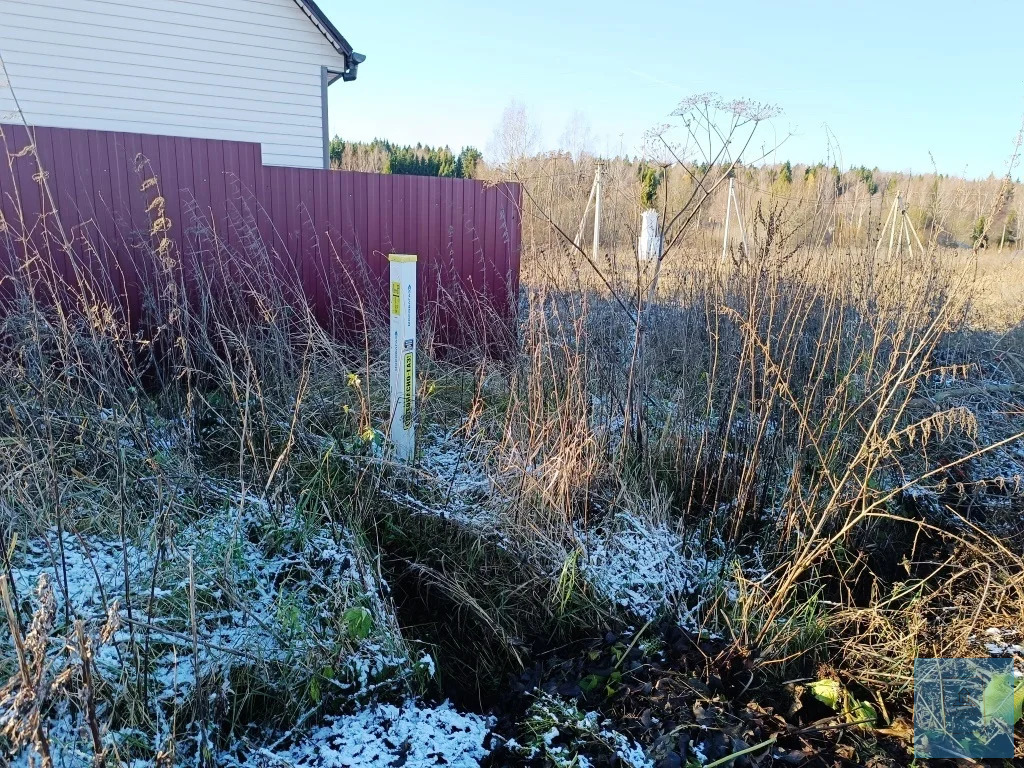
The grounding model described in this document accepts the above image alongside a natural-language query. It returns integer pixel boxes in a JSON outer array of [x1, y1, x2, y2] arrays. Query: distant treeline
[[506, 151, 1022, 255], [329, 136, 482, 179], [329, 134, 1021, 249]]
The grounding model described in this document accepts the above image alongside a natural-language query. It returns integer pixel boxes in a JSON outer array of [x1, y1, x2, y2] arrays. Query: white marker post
[[638, 209, 662, 261], [389, 254, 417, 461]]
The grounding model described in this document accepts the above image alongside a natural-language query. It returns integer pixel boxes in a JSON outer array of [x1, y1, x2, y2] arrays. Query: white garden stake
[[388, 253, 417, 461]]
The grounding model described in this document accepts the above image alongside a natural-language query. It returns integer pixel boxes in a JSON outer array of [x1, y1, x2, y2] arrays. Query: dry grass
[[0, 120, 1022, 764], [512, 187, 1024, 739]]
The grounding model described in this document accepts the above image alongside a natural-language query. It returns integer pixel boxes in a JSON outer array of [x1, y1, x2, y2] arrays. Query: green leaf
[[848, 696, 878, 728], [580, 674, 605, 694], [810, 679, 877, 729], [808, 679, 842, 709], [343, 607, 373, 640], [983, 673, 1017, 725]]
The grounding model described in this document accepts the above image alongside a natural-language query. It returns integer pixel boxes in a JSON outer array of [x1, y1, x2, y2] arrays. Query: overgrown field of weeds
[[2, 138, 1024, 767]]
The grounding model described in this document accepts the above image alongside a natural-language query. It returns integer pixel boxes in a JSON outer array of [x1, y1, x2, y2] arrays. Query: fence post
[[389, 254, 417, 461]]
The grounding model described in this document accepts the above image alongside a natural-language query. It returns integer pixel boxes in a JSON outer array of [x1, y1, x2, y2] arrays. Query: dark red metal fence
[[0, 123, 521, 343]]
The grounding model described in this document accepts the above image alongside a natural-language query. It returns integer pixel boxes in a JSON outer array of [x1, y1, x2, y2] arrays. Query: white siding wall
[[0, 0, 346, 168]]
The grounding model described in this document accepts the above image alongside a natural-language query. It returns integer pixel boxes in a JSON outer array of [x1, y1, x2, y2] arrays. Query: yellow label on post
[[403, 351, 414, 429], [391, 281, 401, 315]]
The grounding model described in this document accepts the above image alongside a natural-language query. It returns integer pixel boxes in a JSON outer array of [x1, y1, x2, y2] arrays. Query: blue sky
[[322, 0, 1024, 177]]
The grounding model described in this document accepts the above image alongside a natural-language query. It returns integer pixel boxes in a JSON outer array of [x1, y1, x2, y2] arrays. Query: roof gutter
[[293, 0, 366, 81]]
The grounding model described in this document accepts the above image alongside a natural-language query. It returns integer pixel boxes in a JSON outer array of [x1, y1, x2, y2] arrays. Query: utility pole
[[574, 162, 606, 257], [574, 173, 597, 249], [720, 171, 748, 261], [1018, 196, 1023, 253], [875, 190, 925, 258], [592, 162, 603, 261], [547, 156, 556, 255], [722, 175, 734, 261]]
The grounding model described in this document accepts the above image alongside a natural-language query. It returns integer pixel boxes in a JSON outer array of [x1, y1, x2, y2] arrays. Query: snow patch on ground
[[391, 428, 503, 536], [7, 498, 382, 696], [10, 529, 153, 621], [581, 512, 730, 630], [421, 429, 491, 501], [7, 699, 491, 768], [977, 628, 1024, 677], [2, 481, 414, 765], [245, 700, 491, 767]]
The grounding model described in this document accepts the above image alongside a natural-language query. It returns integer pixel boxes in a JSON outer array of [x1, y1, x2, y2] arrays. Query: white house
[[0, 0, 363, 169]]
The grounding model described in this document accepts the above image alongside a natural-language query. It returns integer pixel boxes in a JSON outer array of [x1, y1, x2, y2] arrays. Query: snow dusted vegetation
[[244, 702, 491, 767], [412, 427, 497, 529], [414, 427, 740, 633], [2, 406, 727, 768], [580, 511, 732, 630], [9, 697, 492, 768], [2, 477, 494, 767]]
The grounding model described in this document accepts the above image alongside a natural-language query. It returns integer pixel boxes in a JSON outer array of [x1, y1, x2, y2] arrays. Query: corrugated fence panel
[[0, 123, 521, 346], [0, 125, 30, 302]]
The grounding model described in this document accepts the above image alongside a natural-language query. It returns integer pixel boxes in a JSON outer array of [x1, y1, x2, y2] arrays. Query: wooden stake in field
[[389, 253, 417, 461]]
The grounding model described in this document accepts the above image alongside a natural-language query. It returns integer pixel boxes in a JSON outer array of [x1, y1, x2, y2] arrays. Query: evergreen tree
[[437, 147, 457, 177], [456, 147, 482, 179], [829, 165, 842, 196], [1006, 210, 1018, 244], [778, 161, 793, 186], [972, 215, 988, 248], [771, 160, 793, 194], [329, 135, 344, 168], [638, 163, 661, 208], [853, 166, 878, 195]]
